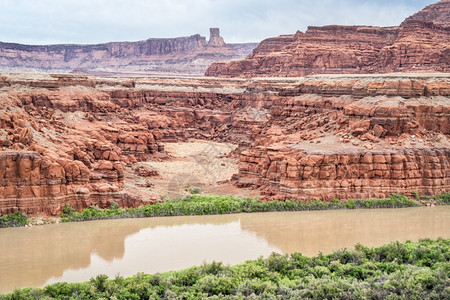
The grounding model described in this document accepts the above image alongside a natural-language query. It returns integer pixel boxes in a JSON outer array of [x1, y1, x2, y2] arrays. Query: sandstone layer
[[402, 0, 450, 28], [0, 73, 448, 214], [0, 28, 257, 76], [206, 1, 450, 77]]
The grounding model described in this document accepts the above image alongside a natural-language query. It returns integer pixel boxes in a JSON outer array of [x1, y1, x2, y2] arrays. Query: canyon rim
[[0, 0, 448, 216]]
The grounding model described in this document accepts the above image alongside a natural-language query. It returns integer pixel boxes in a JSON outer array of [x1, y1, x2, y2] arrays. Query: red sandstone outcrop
[[0, 151, 145, 215], [0, 75, 166, 214], [238, 147, 449, 201], [208, 28, 227, 47], [234, 76, 449, 200], [0, 28, 257, 76], [0, 73, 448, 214], [402, 0, 450, 28], [206, 1, 450, 77]]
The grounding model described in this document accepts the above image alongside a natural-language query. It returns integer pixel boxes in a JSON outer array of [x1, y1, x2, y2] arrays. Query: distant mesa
[[206, 0, 450, 77], [0, 28, 257, 76]]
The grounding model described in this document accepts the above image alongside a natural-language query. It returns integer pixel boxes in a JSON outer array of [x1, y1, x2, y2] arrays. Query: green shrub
[[90, 274, 109, 293], [2, 239, 448, 299], [434, 192, 450, 205], [57, 193, 433, 223], [346, 199, 355, 209], [0, 212, 28, 228], [190, 187, 201, 194], [110, 202, 119, 210], [63, 204, 74, 215]]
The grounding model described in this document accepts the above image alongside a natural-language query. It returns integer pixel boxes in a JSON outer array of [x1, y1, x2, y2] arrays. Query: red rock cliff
[[0, 73, 448, 214], [401, 0, 450, 28], [0, 29, 257, 76], [206, 1, 450, 77]]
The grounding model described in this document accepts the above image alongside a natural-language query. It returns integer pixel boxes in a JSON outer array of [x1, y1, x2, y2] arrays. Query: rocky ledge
[[0, 73, 448, 214], [206, 0, 450, 77]]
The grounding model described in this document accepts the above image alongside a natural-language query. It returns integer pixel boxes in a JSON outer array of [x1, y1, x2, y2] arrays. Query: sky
[[0, 0, 439, 45]]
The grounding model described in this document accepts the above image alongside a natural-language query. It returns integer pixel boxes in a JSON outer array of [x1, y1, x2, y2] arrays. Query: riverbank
[[1, 193, 449, 228], [61, 193, 422, 222], [1, 238, 448, 299]]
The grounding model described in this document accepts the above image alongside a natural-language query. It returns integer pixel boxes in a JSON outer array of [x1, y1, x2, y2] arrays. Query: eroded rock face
[[0, 28, 257, 76], [238, 148, 449, 201], [232, 75, 449, 200], [0, 73, 448, 213], [208, 28, 227, 47], [0, 151, 141, 215], [206, 1, 450, 77], [401, 0, 450, 28]]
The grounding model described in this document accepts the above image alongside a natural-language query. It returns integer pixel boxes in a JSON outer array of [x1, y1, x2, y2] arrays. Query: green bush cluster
[[190, 187, 201, 194], [60, 194, 421, 222], [0, 193, 442, 227], [0, 212, 28, 228], [2, 238, 448, 299], [433, 192, 450, 205]]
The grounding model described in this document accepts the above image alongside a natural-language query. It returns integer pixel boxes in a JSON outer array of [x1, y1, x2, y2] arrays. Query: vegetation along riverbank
[[0, 193, 449, 227], [61, 192, 449, 222], [1, 238, 448, 299]]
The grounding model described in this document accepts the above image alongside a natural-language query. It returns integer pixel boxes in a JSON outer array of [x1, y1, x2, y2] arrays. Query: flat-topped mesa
[[251, 34, 297, 55], [206, 0, 450, 77], [0, 29, 257, 76], [141, 34, 207, 55], [205, 25, 401, 77], [0, 34, 207, 60]]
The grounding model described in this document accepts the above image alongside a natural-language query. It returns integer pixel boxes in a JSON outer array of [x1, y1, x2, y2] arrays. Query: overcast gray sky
[[0, 0, 438, 45]]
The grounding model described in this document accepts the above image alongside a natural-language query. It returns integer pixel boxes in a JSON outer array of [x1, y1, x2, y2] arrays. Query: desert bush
[[110, 201, 119, 210], [434, 192, 450, 205], [58, 193, 430, 223], [1, 239, 448, 299], [0, 212, 28, 228], [190, 187, 201, 194]]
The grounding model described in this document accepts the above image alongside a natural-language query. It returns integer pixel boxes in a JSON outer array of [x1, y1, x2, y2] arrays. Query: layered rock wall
[[0, 29, 257, 76], [0, 73, 449, 213], [0, 151, 143, 215], [238, 147, 449, 201], [401, 0, 450, 28], [206, 1, 450, 77], [232, 75, 450, 200]]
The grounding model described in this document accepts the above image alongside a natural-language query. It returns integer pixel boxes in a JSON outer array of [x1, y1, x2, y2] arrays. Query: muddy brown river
[[0, 206, 449, 293]]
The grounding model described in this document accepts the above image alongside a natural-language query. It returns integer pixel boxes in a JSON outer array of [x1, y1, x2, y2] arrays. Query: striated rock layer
[[206, 1, 450, 77], [239, 148, 449, 201], [0, 73, 449, 214], [0, 28, 257, 76], [234, 74, 449, 200], [402, 0, 450, 28], [0, 151, 140, 215]]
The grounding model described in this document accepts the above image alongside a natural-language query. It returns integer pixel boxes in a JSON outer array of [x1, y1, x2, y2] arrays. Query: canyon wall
[[401, 0, 450, 28], [206, 1, 450, 77], [0, 151, 140, 215], [0, 28, 257, 76], [0, 76, 162, 214], [235, 77, 450, 200], [0, 73, 448, 214]]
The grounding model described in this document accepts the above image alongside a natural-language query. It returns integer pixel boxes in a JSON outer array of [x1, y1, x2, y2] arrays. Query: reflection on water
[[241, 207, 450, 255], [0, 206, 449, 293]]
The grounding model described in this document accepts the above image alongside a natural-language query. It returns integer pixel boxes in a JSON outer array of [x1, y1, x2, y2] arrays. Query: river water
[[0, 206, 449, 293]]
